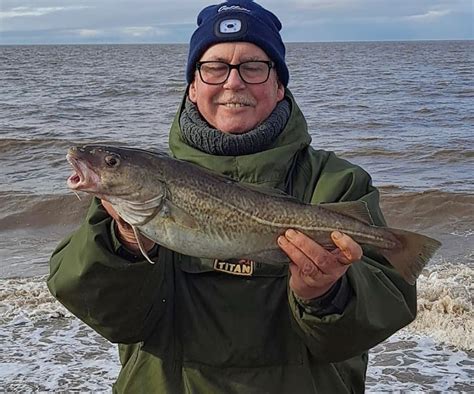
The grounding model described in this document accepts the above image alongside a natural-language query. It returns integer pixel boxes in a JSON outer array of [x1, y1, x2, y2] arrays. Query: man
[[48, 1, 417, 393]]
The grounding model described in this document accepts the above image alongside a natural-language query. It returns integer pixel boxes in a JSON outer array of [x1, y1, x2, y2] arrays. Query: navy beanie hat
[[186, 0, 289, 86]]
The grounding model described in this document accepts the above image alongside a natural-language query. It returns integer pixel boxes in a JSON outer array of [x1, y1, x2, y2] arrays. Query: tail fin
[[380, 228, 441, 285]]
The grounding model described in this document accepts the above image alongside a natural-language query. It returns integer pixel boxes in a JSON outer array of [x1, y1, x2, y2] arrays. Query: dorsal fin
[[320, 201, 374, 225]]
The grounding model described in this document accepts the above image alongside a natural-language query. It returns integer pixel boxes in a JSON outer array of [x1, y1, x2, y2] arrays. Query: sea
[[0, 41, 473, 391]]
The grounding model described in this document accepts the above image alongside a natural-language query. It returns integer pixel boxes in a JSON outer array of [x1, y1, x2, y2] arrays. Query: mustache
[[214, 95, 256, 106]]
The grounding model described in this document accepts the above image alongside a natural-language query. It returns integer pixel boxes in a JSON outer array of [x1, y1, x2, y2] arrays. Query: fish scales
[[66, 145, 442, 284], [166, 162, 395, 249]]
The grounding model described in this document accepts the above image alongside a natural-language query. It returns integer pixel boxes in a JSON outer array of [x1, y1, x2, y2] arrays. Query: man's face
[[189, 42, 285, 134]]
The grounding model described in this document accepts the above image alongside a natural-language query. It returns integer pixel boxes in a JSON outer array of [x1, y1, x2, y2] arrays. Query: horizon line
[[1, 38, 473, 46]]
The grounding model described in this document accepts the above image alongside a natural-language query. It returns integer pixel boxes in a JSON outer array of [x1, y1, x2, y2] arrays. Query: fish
[[66, 145, 441, 285]]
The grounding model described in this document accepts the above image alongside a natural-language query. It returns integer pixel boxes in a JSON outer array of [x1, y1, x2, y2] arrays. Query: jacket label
[[213, 259, 254, 276]]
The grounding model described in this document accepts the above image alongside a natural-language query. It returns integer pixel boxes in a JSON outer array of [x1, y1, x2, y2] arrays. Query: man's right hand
[[101, 199, 156, 254]]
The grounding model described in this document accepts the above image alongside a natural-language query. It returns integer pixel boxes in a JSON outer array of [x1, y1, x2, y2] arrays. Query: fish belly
[[139, 216, 289, 263]]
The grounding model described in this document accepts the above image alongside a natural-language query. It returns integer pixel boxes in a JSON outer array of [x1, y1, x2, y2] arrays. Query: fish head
[[66, 145, 163, 203]]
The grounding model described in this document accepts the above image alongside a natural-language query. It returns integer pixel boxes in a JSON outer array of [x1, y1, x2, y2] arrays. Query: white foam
[[450, 229, 474, 238], [0, 276, 120, 390], [367, 331, 473, 391], [1, 317, 120, 391], [0, 272, 472, 391], [0, 275, 71, 321], [407, 263, 474, 351]]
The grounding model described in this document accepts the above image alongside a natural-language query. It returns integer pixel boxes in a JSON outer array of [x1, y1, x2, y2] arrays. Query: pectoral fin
[[162, 201, 199, 230]]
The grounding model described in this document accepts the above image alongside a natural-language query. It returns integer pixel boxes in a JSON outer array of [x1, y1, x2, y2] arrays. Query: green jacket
[[48, 91, 416, 393]]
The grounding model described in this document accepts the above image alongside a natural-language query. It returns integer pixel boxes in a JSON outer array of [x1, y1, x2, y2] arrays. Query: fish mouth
[[66, 153, 98, 191]]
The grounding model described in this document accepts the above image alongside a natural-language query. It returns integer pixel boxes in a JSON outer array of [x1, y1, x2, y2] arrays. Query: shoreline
[[1, 274, 472, 391]]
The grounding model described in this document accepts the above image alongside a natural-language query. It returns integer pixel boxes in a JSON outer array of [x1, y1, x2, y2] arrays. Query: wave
[[420, 148, 474, 162], [0, 137, 161, 155], [96, 88, 144, 98], [341, 147, 402, 158], [0, 276, 120, 391], [0, 192, 91, 230], [0, 137, 133, 155], [415, 107, 434, 114], [0, 275, 69, 322], [407, 264, 474, 351], [0, 138, 78, 155], [378, 189, 473, 231], [0, 189, 472, 234], [340, 146, 473, 162], [0, 137, 57, 149]]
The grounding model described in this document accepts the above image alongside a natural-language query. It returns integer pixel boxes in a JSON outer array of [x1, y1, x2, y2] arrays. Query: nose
[[223, 68, 246, 90]]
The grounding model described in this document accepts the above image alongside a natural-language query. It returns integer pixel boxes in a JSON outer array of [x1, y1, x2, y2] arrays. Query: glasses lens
[[198, 61, 271, 84], [239, 61, 270, 84], [199, 62, 229, 84]]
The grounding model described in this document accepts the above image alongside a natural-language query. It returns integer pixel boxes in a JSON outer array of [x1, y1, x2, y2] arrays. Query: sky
[[0, 0, 472, 44]]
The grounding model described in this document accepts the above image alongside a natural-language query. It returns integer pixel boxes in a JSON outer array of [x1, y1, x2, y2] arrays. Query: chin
[[217, 120, 257, 134], [219, 126, 253, 134]]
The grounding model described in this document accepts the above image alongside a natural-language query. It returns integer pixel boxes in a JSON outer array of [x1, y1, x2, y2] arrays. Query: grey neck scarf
[[180, 98, 291, 156]]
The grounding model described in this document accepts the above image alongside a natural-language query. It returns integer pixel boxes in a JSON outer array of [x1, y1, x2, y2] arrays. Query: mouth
[[66, 153, 96, 191], [216, 95, 256, 109], [221, 102, 252, 109]]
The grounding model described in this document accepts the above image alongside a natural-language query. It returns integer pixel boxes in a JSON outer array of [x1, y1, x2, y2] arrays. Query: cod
[[66, 145, 441, 285]]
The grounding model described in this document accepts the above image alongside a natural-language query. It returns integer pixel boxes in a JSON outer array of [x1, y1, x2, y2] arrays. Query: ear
[[276, 80, 285, 101], [189, 78, 197, 103]]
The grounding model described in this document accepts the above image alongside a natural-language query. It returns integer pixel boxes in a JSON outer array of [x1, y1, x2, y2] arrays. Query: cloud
[[121, 26, 168, 37], [404, 9, 452, 21], [291, 0, 356, 11], [66, 26, 172, 41], [77, 29, 102, 38], [0, 0, 471, 43], [0, 6, 91, 19]]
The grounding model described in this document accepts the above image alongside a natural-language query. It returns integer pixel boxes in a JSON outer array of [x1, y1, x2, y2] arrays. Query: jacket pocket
[[175, 256, 304, 368]]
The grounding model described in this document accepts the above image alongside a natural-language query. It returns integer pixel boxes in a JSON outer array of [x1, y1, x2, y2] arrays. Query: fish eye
[[105, 154, 120, 167]]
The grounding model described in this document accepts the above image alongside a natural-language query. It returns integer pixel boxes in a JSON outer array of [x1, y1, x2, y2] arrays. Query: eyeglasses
[[196, 61, 274, 85]]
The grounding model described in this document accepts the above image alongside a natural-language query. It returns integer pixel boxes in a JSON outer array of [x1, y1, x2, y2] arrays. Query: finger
[[288, 263, 314, 294], [288, 260, 321, 290], [285, 229, 344, 275], [331, 248, 352, 265], [278, 235, 321, 280], [331, 231, 363, 263], [289, 262, 339, 300], [284, 229, 329, 264]]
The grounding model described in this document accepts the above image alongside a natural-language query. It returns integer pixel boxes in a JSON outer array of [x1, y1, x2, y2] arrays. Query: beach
[[0, 41, 473, 390]]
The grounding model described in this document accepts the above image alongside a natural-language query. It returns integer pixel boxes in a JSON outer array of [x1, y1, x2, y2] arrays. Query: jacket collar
[[168, 88, 311, 193]]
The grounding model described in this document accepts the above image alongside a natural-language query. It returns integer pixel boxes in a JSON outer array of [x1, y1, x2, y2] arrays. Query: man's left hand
[[278, 230, 362, 300]]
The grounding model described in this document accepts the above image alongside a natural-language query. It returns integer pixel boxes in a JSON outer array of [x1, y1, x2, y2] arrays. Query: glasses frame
[[195, 60, 274, 85]]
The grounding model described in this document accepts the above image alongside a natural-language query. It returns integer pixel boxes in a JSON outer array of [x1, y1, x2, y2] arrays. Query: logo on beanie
[[218, 5, 250, 13], [219, 19, 242, 34]]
